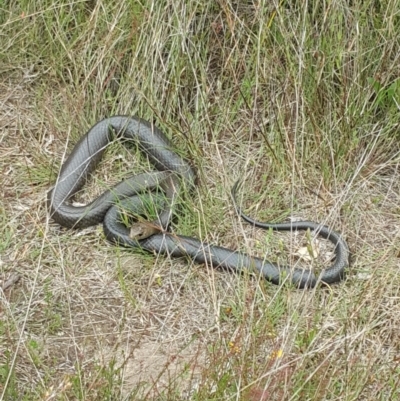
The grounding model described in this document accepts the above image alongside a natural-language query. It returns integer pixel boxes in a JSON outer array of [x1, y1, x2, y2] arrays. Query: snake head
[[129, 222, 162, 240]]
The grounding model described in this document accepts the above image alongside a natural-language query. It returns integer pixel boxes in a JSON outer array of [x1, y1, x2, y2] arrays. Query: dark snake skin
[[48, 116, 350, 289], [47, 116, 194, 229]]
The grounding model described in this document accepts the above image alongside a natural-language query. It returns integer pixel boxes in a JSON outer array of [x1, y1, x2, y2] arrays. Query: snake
[[48, 116, 350, 289]]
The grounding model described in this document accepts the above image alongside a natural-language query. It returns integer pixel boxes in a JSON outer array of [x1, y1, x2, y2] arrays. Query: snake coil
[[48, 116, 350, 289]]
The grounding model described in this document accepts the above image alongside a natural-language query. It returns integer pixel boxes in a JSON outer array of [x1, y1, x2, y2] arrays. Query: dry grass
[[1, 1, 400, 400]]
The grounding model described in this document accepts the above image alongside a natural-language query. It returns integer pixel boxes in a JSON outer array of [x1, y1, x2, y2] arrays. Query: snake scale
[[48, 116, 350, 289]]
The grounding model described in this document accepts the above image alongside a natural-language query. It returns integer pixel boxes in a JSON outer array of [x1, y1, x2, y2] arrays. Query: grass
[[1, 0, 400, 399]]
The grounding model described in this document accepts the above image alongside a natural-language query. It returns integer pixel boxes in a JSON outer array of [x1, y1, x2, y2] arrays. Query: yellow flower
[[268, 349, 283, 359]]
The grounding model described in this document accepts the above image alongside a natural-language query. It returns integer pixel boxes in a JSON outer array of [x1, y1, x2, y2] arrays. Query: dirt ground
[[2, 72, 400, 400]]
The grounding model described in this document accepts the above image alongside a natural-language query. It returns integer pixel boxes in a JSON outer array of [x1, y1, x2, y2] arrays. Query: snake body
[[48, 116, 350, 289], [47, 116, 193, 229]]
